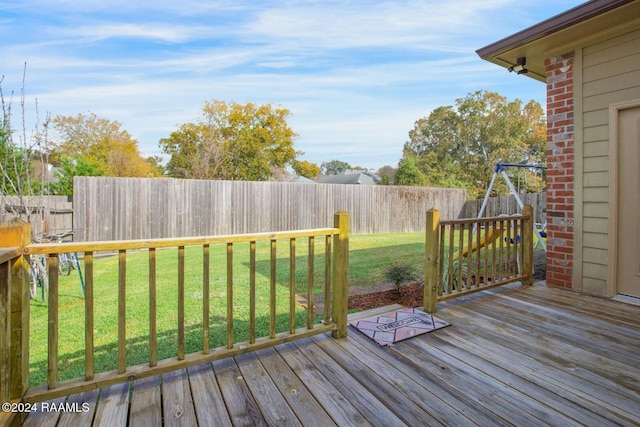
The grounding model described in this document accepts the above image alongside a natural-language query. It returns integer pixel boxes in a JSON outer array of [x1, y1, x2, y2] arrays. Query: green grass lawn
[[28, 232, 426, 386]]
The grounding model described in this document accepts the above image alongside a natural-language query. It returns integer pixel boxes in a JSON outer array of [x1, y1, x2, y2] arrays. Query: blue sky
[[1, 0, 583, 171]]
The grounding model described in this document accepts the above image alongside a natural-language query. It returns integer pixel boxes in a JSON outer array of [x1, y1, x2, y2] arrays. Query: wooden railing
[[0, 211, 349, 409], [424, 205, 533, 313]]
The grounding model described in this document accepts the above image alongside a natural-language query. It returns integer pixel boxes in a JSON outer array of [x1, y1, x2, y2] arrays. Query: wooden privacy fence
[[73, 177, 467, 241], [0, 196, 73, 239], [423, 206, 533, 313], [0, 212, 349, 413]]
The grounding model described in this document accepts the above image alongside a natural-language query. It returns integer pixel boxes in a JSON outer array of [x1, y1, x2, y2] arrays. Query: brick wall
[[545, 52, 575, 288]]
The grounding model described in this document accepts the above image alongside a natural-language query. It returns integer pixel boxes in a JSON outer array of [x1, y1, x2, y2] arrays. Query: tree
[[0, 120, 33, 195], [402, 90, 546, 195], [395, 153, 427, 186], [159, 100, 300, 181], [376, 165, 397, 185], [320, 160, 351, 176], [50, 156, 104, 196], [1, 73, 50, 202], [292, 160, 320, 179], [51, 113, 158, 178]]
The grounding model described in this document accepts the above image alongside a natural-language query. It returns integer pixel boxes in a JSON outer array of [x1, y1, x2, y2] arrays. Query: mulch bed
[[348, 282, 424, 312]]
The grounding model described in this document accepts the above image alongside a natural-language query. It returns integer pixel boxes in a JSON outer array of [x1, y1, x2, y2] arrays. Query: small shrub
[[384, 262, 416, 288]]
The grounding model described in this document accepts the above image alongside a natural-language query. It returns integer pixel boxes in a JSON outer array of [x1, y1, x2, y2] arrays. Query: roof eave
[[476, 0, 637, 82]]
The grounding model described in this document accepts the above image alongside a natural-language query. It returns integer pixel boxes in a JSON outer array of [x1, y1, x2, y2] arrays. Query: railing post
[[332, 210, 349, 339], [424, 209, 440, 313], [0, 218, 31, 402], [521, 205, 533, 287]]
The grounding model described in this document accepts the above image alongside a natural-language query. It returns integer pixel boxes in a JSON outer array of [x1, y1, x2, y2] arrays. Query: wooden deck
[[22, 283, 640, 426]]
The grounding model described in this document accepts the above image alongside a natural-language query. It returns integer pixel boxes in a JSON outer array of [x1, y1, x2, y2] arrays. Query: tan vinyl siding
[[582, 140, 608, 157], [579, 28, 640, 291]]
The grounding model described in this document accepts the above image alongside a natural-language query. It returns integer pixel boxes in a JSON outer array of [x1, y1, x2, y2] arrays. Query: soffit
[[477, 0, 640, 82]]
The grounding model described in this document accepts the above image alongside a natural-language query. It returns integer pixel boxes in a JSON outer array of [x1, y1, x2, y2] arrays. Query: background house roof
[[476, 0, 639, 81], [317, 171, 381, 185]]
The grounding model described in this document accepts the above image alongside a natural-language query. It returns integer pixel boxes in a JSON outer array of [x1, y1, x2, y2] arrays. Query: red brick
[[553, 120, 574, 128], [555, 92, 573, 102]]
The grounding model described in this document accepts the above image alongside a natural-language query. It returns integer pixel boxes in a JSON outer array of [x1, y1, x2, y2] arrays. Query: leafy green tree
[[146, 156, 166, 176], [402, 90, 546, 195], [50, 156, 104, 196], [51, 113, 158, 178], [292, 160, 320, 179], [395, 153, 427, 186], [320, 160, 351, 176], [160, 100, 300, 181]]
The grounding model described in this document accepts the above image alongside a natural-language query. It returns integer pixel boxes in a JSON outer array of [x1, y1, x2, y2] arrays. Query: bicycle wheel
[[59, 254, 72, 276]]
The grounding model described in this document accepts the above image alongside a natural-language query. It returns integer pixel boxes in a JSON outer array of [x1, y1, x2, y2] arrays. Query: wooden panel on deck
[[255, 347, 336, 427], [187, 363, 232, 427], [129, 376, 162, 427], [56, 389, 99, 427], [213, 356, 266, 426], [92, 382, 130, 427], [162, 369, 197, 427], [235, 352, 302, 426]]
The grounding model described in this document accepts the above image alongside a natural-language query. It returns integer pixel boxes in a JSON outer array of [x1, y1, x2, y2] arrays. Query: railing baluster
[[226, 242, 233, 349], [118, 249, 126, 374], [48, 254, 59, 389], [438, 223, 445, 296], [249, 241, 256, 344], [84, 252, 94, 381], [203, 244, 210, 353], [466, 224, 473, 287], [178, 246, 185, 360], [483, 223, 489, 287], [514, 219, 520, 276], [324, 235, 331, 325], [498, 220, 505, 281], [457, 224, 464, 289], [307, 236, 315, 329], [491, 222, 497, 284], [502, 219, 513, 279], [447, 224, 455, 293], [475, 222, 482, 286], [270, 239, 277, 338], [506, 219, 513, 277], [289, 238, 296, 334], [149, 248, 157, 366]]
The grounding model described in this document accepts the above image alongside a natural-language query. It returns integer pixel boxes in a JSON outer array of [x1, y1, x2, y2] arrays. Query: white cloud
[[49, 23, 211, 44]]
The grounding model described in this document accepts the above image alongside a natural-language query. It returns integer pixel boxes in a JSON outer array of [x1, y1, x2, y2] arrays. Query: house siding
[[578, 28, 640, 295]]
